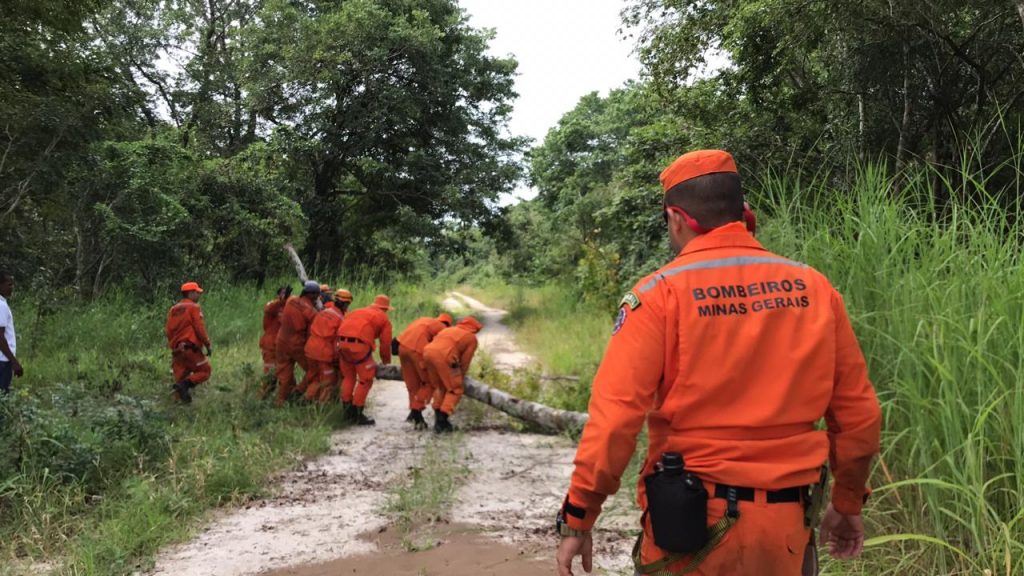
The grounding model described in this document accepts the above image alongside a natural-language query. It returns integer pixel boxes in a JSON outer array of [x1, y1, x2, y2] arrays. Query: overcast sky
[[458, 0, 641, 201]]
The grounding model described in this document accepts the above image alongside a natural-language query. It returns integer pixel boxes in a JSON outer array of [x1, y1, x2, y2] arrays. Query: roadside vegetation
[[0, 279, 447, 575]]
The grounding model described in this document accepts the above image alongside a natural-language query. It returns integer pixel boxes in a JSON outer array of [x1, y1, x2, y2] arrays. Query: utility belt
[[174, 341, 201, 353], [633, 452, 828, 575], [338, 337, 373, 364]]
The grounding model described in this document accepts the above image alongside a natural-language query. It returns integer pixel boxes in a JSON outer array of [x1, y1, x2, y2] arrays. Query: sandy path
[[447, 291, 636, 574], [147, 380, 424, 576], [146, 292, 636, 576]]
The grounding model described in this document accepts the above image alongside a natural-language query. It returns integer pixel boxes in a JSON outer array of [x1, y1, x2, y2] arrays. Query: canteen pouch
[[643, 452, 709, 554]]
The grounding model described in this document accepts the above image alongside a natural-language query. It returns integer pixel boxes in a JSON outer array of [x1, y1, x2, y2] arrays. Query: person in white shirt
[[0, 271, 22, 394]]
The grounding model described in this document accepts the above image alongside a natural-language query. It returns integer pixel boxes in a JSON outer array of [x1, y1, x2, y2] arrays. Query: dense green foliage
[[1, 0, 522, 294], [488, 1, 1024, 305]]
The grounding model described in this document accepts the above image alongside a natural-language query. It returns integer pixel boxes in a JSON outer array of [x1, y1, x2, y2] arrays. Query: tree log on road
[[376, 364, 589, 434], [283, 244, 309, 283]]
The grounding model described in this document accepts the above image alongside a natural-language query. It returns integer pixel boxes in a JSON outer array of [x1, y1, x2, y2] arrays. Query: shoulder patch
[[612, 307, 627, 335], [619, 291, 641, 310]]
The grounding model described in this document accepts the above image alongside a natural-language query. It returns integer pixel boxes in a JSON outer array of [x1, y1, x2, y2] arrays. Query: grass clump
[[385, 436, 470, 527]]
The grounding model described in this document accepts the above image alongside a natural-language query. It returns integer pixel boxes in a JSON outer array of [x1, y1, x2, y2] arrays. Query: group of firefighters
[[165, 148, 883, 575], [164, 280, 483, 433]]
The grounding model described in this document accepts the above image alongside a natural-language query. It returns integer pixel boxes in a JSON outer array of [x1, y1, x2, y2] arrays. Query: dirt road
[[146, 292, 635, 576]]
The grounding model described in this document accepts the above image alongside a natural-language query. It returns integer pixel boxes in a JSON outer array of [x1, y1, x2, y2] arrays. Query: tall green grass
[[474, 155, 1024, 574], [0, 276, 447, 575], [754, 158, 1024, 575]]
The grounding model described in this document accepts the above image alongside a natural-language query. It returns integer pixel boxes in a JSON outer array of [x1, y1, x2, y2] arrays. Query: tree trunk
[[895, 44, 912, 173], [1017, 0, 1024, 32], [376, 365, 589, 434], [283, 244, 309, 283]]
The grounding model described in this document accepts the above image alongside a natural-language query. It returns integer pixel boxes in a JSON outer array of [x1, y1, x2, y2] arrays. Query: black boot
[[342, 402, 356, 421], [409, 409, 427, 430], [173, 380, 192, 404], [434, 410, 455, 434], [354, 406, 375, 426]]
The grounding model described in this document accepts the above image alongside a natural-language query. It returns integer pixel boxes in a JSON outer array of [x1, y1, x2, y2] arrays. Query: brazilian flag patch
[[619, 291, 641, 310]]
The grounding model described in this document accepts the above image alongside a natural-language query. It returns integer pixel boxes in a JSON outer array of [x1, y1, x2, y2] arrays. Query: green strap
[[632, 513, 738, 576]]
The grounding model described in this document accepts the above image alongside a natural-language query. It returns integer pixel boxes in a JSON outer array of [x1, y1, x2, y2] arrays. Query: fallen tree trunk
[[376, 364, 589, 434], [283, 244, 309, 283], [541, 374, 581, 382]]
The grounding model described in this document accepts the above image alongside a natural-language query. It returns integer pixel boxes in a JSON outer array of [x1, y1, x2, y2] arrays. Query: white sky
[[458, 0, 641, 202]]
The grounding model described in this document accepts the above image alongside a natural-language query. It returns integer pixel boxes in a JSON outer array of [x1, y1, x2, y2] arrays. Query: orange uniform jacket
[[304, 306, 345, 363], [166, 299, 210, 349], [423, 325, 478, 374], [398, 317, 447, 354], [564, 221, 882, 532], [275, 296, 318, 356], [337, 307, 393, 364], [260, 299, 286, 352]]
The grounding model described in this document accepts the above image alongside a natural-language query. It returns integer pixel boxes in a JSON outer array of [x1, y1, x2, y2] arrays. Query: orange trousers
[[275, 347, 313, 406], [339, 341, 376, 407], [425, 354, 464, 415], [260, 348, 276, 375], [638, 484, 811, 575], [399, 348, 432, 410], [172, 346, 211, 386], [303, 359, 339, 403]]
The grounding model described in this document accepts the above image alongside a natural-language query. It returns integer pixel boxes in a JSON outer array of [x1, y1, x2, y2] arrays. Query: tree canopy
[[1, 0, 523, 295]]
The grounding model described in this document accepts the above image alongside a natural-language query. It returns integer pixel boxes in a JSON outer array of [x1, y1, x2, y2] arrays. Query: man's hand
[[12, 359, 23, 377], [820, 503, 865, 559], [556, 533, 593, 576]]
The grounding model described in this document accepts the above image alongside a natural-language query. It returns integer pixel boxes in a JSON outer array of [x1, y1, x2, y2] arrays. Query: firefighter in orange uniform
[[336, 294, 394, 425], [555, 150, 882, 576], [396, 313, 454, 428], [165, 281, 212, 404], [274, 281, 321, 406], [258, 285, 291, 399], [303, 289, 353, 403], [423, 316, 482, 433], [319, 284, 332, 309]]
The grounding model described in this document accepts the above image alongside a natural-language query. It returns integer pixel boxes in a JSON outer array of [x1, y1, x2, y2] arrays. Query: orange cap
[[372, 294, 394, 311], [437, 312, 454, 326], [457, 316, 483, 333], [180, 281, 204, 293], [320, 283, 331, 293], [659, 150, 738, 192], [334, 289, 353, 302]]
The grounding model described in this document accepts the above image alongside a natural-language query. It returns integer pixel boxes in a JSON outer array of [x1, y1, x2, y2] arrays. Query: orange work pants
[[275, 348, 313, 406], [399, 348, 432, 410], [303, 359, 338, 403], [172, 346, 211, 386], [260, 347, 276, 375], [638, 483, 811, 575], [339, 341, 376, 407], [425, 355, 464, 415]]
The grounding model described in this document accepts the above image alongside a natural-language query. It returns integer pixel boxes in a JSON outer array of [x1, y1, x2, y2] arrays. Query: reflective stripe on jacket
[[564, 221, 882, 531]]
